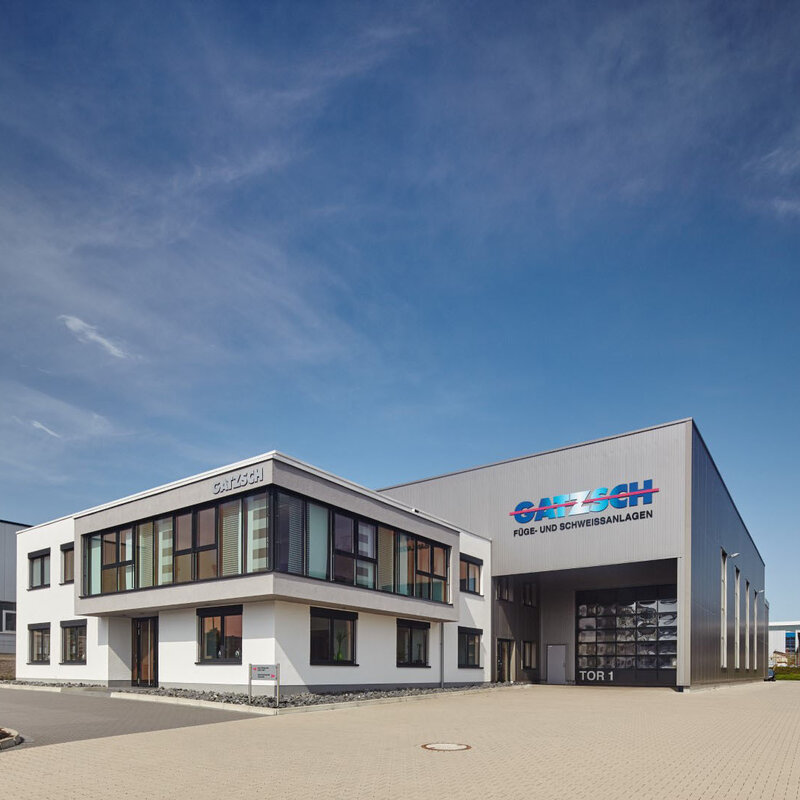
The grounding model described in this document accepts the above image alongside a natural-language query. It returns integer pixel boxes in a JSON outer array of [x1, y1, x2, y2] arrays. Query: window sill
[[59, 661, 86, 665], [310, 661, 359, 667], [194, 660, 242, 666], [460, 590, 483, 597], [26, 661, 50, 665], [457, 664, 483, 669], [59, 581, 75, 586], [396, 663, 431, 668], [27, 585, 50, 591]]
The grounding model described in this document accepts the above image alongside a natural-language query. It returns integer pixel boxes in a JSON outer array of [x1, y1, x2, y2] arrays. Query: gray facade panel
[[382, 421, 689, 575], [271, 461, 458, 547], [0, 520, 22, 604], [75, 461, 276, 536], [690, 426, 766, 684]]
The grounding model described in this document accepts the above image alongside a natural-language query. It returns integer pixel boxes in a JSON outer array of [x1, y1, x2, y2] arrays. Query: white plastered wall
[[158, 601, 276, 690], [15, 517, 112, 684], [444, 531, 492, 684]]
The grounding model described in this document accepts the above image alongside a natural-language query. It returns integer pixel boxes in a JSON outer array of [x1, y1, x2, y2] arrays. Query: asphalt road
[[0, 687, 258, 748]]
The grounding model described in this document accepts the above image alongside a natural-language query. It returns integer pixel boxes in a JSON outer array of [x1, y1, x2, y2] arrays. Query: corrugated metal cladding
[[382, 421, 689, 576], [690, 427, 766, 685]]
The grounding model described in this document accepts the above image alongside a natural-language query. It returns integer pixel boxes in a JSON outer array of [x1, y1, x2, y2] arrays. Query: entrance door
[[547, 644, 567, 684], [132, 617, 158, 687], [496, 639, 514, 682]]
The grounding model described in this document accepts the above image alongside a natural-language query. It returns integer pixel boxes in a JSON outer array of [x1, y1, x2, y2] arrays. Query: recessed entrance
[[132, 617, 158, 687]]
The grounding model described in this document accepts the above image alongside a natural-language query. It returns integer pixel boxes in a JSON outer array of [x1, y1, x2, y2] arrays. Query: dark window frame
[[60, 619, 87, 664], [61, 542, 75, 585], [28, 548, 50, 590], [100, 529, 135, 593], [458, 626, 482, 669], [310, 607, 358, 666], [396, 619, 430, 667], [28, 623, 51, 664], [459, 556, 482, 595], [496, 577, 513, 602], [80, 486, 451, 608], [522, 640, 537, 669], [196, 605, 243, 664], [2, 609, 16, 633], [522, 582, 535, 607]]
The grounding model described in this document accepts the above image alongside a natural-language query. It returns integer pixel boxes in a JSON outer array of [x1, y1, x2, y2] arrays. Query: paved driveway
[[0, 687, 257, 747], [2, 681, 797, 799]]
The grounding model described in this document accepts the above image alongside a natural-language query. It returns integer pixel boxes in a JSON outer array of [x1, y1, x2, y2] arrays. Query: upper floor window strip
[[82, 485, 451, 606]]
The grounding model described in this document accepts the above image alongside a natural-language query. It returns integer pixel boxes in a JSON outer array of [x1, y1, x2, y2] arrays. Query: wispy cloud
[[31, 420, 61, 438], [59, 315, 130, 359]]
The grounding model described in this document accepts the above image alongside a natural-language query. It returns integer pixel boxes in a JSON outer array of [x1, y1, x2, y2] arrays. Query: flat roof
[[20, 451, 488, 541], [380, 418, 693, 489]]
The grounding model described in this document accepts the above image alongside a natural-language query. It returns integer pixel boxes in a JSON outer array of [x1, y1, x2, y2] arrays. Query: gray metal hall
[[381, 419, 768, 689]]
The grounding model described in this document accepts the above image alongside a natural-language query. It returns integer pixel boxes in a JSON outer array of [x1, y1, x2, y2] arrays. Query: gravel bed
[[1, 679, 514, 708], [115, 683, 493, 707]]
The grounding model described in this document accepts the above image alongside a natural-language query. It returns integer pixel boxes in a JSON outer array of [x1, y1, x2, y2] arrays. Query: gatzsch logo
[[510, 480, 659, 524]]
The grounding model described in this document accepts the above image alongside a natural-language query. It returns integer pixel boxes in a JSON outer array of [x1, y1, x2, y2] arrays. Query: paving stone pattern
[[2, 681, 798, 799]]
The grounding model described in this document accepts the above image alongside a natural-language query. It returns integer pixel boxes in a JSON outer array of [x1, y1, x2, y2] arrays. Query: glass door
[[132, 617, 158, 687], [496, 638, 514, 683]]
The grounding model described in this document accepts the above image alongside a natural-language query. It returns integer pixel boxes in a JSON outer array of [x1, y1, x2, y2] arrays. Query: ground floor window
[[310, 607, 356, 665], [61, 621, 87, 664], [397, 619, 429, 666], [522, 641, 537, 669], [197, 605, 242, 663], [29, 624, 50, 663], [458, 626, 482, 668]]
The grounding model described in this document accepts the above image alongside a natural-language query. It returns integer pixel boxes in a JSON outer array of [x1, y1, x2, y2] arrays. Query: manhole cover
[[421, 742, 471, 751]]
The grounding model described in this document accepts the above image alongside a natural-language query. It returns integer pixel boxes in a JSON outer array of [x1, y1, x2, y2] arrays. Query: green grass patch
[[774, 667, 800, 680]]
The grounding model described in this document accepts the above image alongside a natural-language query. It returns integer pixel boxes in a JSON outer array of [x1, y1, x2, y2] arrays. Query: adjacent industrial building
[[1, 519, 27, 656], [768, 621, 800, 666], [15, 418, 767, 692], [381, 418, 768, 687]]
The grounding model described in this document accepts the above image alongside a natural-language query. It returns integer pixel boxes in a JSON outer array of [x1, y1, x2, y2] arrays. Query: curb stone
[[0, 728, 23, 750]]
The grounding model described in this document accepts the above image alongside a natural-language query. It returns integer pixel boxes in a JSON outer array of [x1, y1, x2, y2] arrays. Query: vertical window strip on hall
[[83, 486, 450, 605]]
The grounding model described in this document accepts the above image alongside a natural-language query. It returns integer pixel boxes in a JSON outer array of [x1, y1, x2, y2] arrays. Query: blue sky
[[1, 2, 799, 616]]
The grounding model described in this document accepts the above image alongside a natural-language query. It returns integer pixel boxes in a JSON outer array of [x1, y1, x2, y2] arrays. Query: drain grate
[[421, 742, 471, 751]]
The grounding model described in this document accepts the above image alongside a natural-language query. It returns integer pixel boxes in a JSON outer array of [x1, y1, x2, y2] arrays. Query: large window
[[29, 623, 50, 663], [82, 487, 450, 606], [245, 493, 269, 573], [99, 529, 134, 593], [458, 627, 482, 668], [61, 543, 74, 584], [197, 606, 242, 663], [29, 548, 50, 590], [310, 607, 356, 665], [277, 493, 305, 575], [61, 620, 86, 664], [397, 619, 429, 667], [459, 556, 481, 595]]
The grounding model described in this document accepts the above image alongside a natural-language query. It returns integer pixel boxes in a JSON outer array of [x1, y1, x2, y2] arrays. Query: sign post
[[248, 663, 280, 712]]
